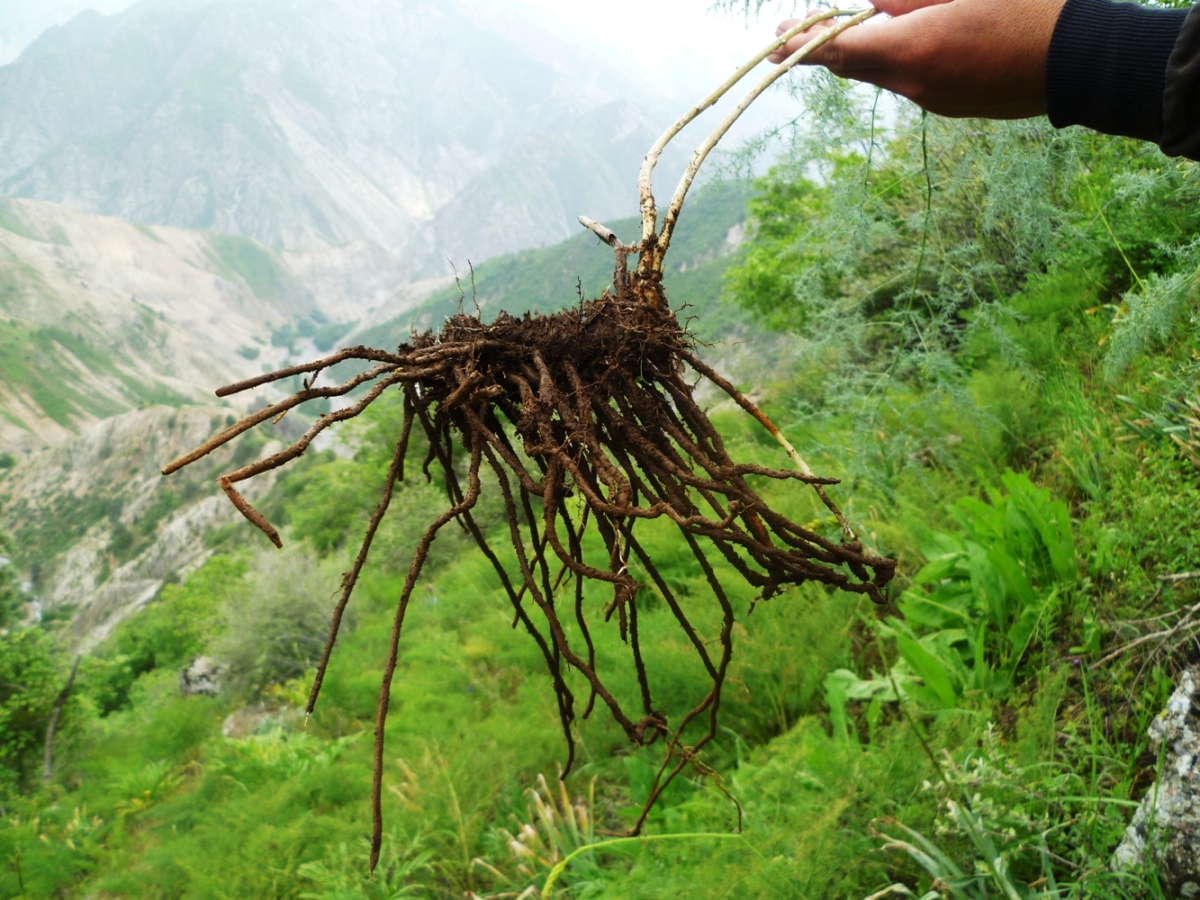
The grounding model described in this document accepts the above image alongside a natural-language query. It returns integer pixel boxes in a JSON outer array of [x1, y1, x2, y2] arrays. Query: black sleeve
[[1045, 0, 1196, 158], [1161, 6, 1200, 158]]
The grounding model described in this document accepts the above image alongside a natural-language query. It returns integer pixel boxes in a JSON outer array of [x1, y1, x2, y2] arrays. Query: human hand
[[769, 0, 1068, 118]]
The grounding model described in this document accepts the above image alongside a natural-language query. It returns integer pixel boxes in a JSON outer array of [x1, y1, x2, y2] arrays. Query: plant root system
[[161, 9, 889, 869], [164, 288, 894, 867]]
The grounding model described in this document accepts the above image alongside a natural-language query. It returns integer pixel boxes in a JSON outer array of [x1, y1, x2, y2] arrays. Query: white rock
[[1112, 667, 1200, 891]]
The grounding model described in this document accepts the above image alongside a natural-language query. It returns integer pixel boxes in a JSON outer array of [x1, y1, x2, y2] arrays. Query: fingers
[[768, 0, 952, 65], [869, 0, 953, 16], [768, 13, 904, 75], [770, 0, 1063, 118], [768, 16, 832, 64]]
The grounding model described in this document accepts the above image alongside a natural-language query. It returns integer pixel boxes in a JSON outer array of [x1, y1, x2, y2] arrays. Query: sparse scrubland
[[2, 82, 1200, 899]]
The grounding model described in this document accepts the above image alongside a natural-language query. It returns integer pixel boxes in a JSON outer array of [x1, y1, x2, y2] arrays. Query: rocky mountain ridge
[[0, 404, 282, 649], [0, 0, 681, 278]]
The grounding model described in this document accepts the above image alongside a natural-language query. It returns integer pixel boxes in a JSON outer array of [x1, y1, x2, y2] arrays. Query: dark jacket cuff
[[1161, 5, 1200, 158], [1046, 0, 1189, 144]]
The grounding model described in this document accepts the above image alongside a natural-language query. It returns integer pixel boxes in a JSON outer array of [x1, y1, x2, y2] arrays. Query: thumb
[[870, 0, 953, 15]]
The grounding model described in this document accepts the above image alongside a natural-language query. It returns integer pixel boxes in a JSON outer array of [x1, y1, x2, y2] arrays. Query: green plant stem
[[865, 114, 936, 425], [874, 630, 954, 794], [864, 88, 882, 190], [1077, 663, 1105, 856], [1083, 182, 1145, 292], [541, 833, 743, 898], [911, 111, 934, 300], [439, 756, 474, 892]]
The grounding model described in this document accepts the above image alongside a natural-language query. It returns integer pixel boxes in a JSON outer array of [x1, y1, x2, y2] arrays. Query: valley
[[8, 1, 1197, 897], [0, 0, 704, 646]]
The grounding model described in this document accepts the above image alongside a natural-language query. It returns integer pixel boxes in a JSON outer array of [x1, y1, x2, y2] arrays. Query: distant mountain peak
[[0, 0, 680, 279]]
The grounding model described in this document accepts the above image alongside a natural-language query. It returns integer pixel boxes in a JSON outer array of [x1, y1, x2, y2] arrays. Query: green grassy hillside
[[0, 197, 306, 449], [3, 113, 1200, 899], [356, 181, 756, 348]]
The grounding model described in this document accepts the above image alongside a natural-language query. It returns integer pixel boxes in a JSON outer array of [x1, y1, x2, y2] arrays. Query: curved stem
[[636, 9, 847, 248], [684, 350, 857, 542], [655, 8, 877, 268]]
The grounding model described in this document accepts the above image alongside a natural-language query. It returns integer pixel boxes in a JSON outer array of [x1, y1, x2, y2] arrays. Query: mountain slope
[[351, 181, 788, 390], [0, 404, 283, 647], [0, 0, 679, 276], [0, 183, 769, 646], [0, 197, 301, 452], [357, 182, 758, 340]]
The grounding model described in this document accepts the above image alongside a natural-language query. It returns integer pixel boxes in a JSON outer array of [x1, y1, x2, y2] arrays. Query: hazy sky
[[0, 0, 801, 96], [0, 0, 806, 152], [505, 0, 798, 95]]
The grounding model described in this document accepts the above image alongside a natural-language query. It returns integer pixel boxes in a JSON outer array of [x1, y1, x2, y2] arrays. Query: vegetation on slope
[[358, 180, 755, 347], [2, 90, 1200, 899]]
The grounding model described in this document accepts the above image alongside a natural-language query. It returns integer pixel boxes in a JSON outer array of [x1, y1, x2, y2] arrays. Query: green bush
[[0, 532, 22, 630], [827, 471, 1078, 729], [86, 555, 245, 714], [0, 627, 67, 795], [215, 544, 343, 695]]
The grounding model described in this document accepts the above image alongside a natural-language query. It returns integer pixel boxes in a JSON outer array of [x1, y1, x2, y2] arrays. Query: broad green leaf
[[893, 632, 960, 709]]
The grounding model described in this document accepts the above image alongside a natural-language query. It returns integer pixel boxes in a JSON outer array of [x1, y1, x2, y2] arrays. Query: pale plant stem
[[580, 10, 878, 546], [636, 9, 847, 246], [685, 352, 856, 539], [654, 8, 878, 268], [1083, 181, 1145, 292], [1160, 571, 1200, 583], [578, 215, 622, 249]]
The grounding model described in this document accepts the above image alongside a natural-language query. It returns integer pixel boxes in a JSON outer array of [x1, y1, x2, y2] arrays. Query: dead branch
[[577, 216, 625, 249], [1093, 595, 1200, 671]]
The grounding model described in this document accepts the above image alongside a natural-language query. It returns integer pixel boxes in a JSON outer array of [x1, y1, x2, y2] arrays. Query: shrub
[[0, 532, 22, 629], [86, 555, 245, 714], [0, 627, 67, 794], [216, 544, 345, 695]]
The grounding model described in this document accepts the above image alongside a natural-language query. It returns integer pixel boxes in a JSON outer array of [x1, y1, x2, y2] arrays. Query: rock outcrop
[[1112, 666, 1200, 895], [0, 405, 282, 648], [181, 656, 227, 697]]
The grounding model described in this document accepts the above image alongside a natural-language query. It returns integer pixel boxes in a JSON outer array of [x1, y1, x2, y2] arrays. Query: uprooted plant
[[163, 8, 890, 869]]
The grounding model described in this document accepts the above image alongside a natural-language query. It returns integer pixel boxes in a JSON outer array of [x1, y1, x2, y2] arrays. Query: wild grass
[[2, 100, 1200, 899]]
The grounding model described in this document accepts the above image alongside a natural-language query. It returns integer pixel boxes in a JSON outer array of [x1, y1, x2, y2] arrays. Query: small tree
[[0, 628, 65, 794]]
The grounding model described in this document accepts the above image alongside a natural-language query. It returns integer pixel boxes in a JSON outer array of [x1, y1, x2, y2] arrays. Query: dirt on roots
[[165, 287, 896, 866]]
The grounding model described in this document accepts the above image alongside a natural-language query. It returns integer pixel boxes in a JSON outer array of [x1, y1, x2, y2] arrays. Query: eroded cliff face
[[0, 404, 285, 647], [0, 0, 677, 275], [0, 196, 443, 456], [0, 198, 284, 450]]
